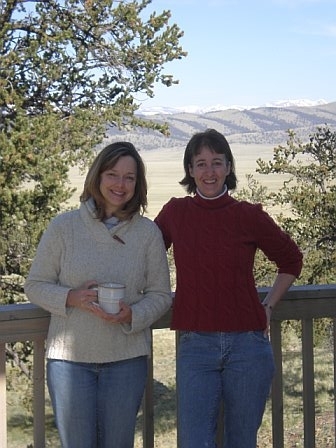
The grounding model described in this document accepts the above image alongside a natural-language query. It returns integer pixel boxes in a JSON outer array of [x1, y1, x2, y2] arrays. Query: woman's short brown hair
[[80, 142, 147, 220], [180, 128, 237, 194]]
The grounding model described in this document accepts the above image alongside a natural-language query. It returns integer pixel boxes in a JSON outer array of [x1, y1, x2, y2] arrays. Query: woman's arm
[[262, 272, 296, 332]]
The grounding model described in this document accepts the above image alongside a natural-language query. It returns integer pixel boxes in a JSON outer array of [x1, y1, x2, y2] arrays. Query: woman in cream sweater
[[25, 142, 171, 448]]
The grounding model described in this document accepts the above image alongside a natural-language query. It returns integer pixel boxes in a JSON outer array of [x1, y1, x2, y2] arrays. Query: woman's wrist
[[263, 302, 273, 311]]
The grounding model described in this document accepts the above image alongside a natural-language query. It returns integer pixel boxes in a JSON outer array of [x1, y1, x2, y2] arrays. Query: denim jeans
[[177, 331, 275, 448], [47, 356, 148, 448]]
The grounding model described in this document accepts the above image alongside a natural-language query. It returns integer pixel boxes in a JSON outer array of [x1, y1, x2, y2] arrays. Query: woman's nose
[[113, 176, 125, 186], [205, 164, 215, 173]]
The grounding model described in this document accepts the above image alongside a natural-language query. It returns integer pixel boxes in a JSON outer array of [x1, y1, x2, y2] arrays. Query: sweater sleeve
[[122, 222, 172, 334], [154, 198, 178, 250], [24, 217, 70, 317], [253, 204, 303, 278]]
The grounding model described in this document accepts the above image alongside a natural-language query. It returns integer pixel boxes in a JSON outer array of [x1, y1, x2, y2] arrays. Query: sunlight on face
[[189, 147, 231, 198], [99, 155, 137, 217]]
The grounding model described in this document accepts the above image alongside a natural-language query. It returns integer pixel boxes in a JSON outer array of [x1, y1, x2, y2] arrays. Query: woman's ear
[[188, 163, 194, 178]]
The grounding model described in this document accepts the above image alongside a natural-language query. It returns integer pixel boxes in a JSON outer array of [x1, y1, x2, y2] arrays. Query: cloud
[[273, 0, 332, 4], [294, 21, 336, 38], [323, 24, 336, 37]]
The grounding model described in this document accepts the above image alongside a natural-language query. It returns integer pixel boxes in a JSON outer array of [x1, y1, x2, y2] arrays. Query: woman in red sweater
[[155, 129, 303, 448]]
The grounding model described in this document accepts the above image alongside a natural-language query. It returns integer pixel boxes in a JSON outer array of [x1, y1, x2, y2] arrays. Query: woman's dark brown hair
[[180, 128, 237, 194], [80, 142, 147, 220]]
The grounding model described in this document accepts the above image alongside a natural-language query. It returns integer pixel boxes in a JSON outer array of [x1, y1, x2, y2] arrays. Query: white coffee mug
[[97, 283, 125, 313]]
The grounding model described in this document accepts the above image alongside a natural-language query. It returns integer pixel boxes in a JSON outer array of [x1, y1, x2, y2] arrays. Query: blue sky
[[137, 0, 336, 111]]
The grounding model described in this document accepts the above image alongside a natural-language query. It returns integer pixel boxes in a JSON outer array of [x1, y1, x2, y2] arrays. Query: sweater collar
[[80, 198, 139, 243], [84, 197, 98, 218], [193, 189, 234, 209], [196, 184, 227, 200]]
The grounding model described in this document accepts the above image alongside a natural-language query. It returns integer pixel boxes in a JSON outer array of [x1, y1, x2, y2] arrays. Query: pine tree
[[0, 0, 186, 301]]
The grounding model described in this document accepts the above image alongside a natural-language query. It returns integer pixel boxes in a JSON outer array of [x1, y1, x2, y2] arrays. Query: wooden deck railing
[[0, 284, 336, 448]]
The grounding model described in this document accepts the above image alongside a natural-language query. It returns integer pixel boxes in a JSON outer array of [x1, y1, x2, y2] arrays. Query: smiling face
[[99, 155, 137, 217], [189, 146, 231, 198]]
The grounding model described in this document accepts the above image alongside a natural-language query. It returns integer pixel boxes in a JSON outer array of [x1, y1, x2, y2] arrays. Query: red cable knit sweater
[[155, 192, 303, 332]]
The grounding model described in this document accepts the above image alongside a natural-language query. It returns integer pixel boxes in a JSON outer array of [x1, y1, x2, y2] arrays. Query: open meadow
[[68, 144, 287, 218]]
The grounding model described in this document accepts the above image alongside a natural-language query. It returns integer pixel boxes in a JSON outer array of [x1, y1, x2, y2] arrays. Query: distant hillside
[[103, 101, 336, 150]]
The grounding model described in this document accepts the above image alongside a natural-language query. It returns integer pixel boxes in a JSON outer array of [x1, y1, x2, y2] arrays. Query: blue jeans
[[47, 356, 148, 448], [177, 331, 275, 448]]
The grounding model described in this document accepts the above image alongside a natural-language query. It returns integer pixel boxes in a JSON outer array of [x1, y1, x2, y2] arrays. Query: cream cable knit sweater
[[24, 199, 172, 363]]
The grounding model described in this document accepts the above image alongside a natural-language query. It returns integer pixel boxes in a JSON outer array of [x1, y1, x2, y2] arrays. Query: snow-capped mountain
[[263, 99, 328, 109], [137, 99, 328, 116], [105, 100, 336, 150]]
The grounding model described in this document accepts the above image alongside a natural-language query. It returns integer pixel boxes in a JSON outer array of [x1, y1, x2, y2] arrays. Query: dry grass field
[[68, 144, 286, 218]]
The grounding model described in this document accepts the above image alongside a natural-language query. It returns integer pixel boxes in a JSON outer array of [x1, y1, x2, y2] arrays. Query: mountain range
[[106, 100, 336, 150], [137, 99, 329, 116]]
